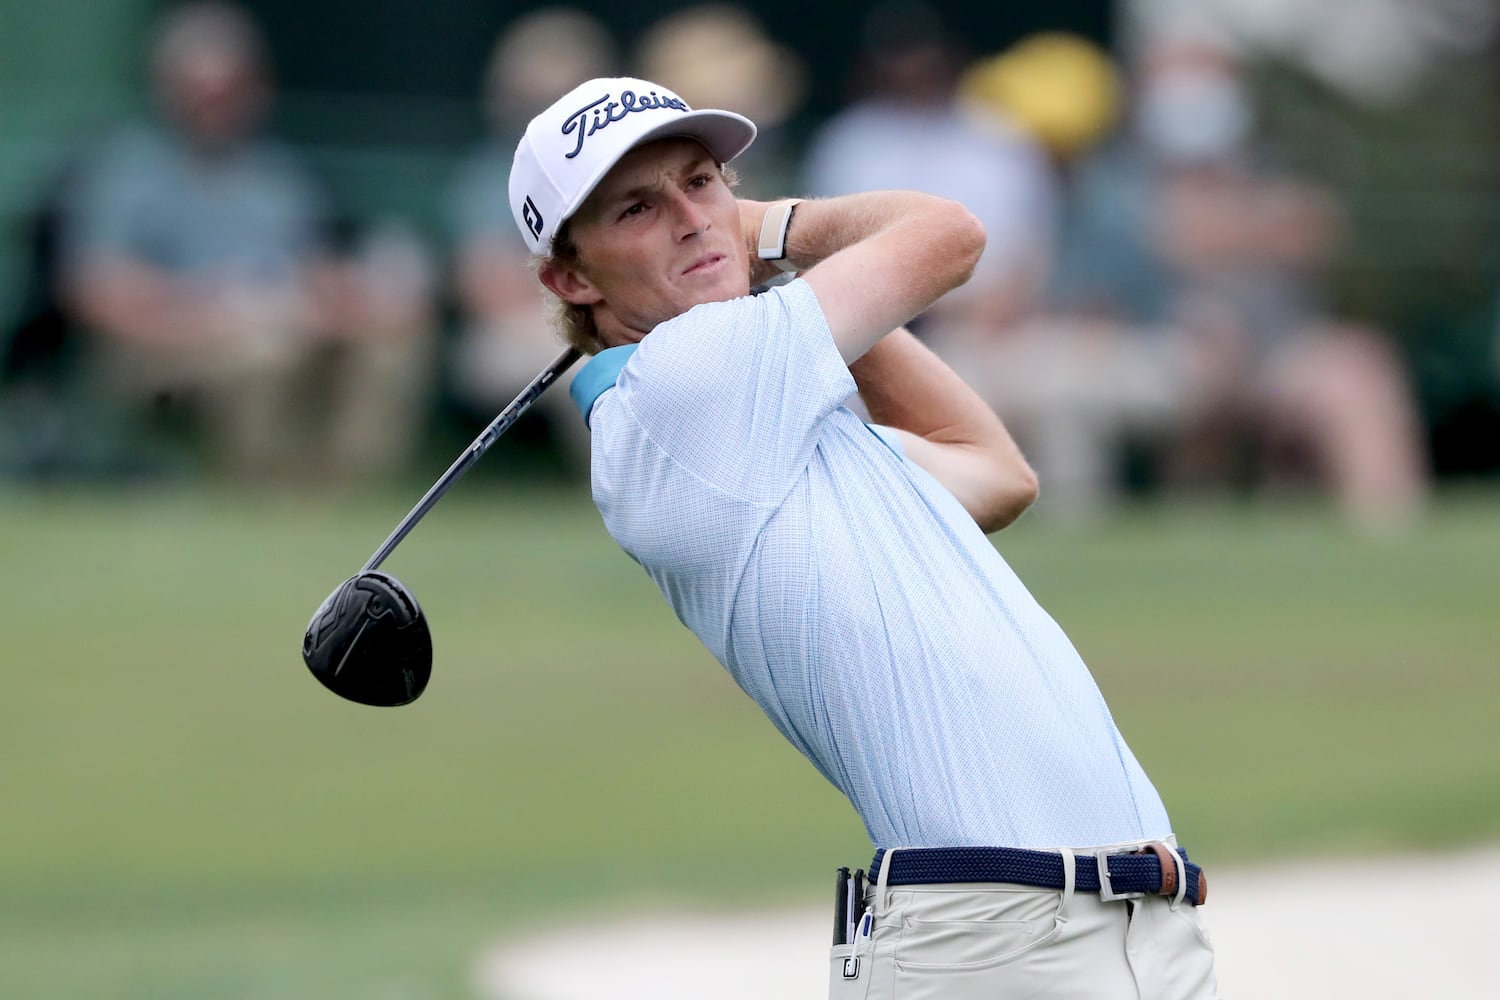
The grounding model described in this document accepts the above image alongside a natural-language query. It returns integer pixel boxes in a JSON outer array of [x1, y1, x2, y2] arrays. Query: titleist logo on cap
[[561, 89, 690, 159]]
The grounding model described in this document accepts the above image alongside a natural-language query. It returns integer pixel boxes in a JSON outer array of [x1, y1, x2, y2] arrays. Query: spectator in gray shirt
[[60, 1, 434, 483]]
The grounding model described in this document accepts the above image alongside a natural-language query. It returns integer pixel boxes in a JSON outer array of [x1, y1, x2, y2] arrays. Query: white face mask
[[1136, 71, 1251, 163]]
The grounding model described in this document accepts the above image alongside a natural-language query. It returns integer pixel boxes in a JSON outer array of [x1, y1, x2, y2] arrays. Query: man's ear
[[538, 258, 603, 307]]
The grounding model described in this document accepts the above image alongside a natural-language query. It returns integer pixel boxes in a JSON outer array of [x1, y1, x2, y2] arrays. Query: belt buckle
[[1095, 849, 1143, 902]]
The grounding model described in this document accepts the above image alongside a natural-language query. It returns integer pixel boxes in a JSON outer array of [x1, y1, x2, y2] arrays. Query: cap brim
[[556, 109, 757, 238]]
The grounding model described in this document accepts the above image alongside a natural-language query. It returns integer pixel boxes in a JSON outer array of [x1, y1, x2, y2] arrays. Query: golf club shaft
[[362, 346, 582, 573]]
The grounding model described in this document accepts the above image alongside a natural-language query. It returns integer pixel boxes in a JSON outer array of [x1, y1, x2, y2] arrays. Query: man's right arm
[[741, 193, 985, 363], [739, 194, 1037, 531], [852, 327, 1038, 532]]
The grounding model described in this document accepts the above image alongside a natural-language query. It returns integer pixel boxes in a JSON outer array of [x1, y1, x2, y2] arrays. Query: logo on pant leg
[[842, 956, 860, 979]]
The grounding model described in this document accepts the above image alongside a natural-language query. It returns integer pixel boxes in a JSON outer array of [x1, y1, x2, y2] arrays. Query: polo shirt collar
[[569, 343, 638, 428]]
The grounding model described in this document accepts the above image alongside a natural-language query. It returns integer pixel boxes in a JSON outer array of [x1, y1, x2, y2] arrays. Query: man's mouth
[[682, 253, 726, 277]]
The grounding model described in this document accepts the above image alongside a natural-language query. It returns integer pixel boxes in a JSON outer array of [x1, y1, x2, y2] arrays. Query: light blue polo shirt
[[62, 123, 325, 281], [573, 279, 1171, 850]]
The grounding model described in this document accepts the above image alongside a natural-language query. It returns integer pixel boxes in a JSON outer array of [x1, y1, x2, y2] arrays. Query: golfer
[[510, 77, 1220, 999]]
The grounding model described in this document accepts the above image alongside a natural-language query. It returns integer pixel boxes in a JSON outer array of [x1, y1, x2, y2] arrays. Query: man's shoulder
[[78, 122, 173, 175], [810, 102, 904, 142], [60, 124, 183, 218], [77, 123, 312, 189]]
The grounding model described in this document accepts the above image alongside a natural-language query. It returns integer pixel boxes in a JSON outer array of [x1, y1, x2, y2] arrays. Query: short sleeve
[[60, 132, 149, 265], [612, 279, 856, 504]]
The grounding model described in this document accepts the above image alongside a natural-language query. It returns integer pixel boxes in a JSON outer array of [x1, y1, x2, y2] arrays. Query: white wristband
[[756, 200, 801, 273]]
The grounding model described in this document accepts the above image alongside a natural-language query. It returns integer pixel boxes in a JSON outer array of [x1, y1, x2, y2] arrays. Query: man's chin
[[683, 289, 747, 316], [691, 272, 752, 305]]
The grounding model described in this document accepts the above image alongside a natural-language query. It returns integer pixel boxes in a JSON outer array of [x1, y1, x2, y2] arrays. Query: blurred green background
[[2, 483, 1497, 997], [3, 0, 1500, 997]]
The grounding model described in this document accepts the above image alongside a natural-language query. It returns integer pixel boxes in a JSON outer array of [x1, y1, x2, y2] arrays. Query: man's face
[[159, 50, 268, 150], [543, 138, 748, 346]]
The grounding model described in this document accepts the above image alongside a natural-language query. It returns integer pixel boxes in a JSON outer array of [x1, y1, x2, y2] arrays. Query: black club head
[[302, 571, 432, 706]]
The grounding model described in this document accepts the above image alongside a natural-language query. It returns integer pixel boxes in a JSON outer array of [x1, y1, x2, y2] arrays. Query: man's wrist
[[756, 199, 801, 274]]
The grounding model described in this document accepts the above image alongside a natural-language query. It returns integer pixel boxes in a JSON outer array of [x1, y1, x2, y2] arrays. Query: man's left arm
[[851, 327, 1038, 532]]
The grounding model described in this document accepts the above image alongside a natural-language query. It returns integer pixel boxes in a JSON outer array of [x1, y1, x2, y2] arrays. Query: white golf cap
[[509, 76, 757, 254]]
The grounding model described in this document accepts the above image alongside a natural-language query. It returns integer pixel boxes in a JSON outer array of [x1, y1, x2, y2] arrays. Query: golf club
[[301, 346, 582, 706]]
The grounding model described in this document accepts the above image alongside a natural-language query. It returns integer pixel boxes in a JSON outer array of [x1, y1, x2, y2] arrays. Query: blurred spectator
[[958, 32, 1122, 172], [635, 4, 807, 200], [799, 1, 1058, 335], [945, 20, 1429, 530], [1060, 22, 1428, 530], [443, 7, 618, 476], [55, 1, 435, 485], [925, 31, 1184, 523]]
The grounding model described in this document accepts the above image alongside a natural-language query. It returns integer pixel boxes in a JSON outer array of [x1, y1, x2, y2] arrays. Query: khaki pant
[[92, 325, 433, 482], [830, 843, 1221, 1000]]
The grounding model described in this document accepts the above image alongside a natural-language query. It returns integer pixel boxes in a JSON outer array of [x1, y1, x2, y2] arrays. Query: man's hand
[[787, 192, 984, 363], [738, 199, 785, 287]]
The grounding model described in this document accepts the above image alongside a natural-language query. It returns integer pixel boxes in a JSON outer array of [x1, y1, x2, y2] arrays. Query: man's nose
[[669, 191, 711, 237]]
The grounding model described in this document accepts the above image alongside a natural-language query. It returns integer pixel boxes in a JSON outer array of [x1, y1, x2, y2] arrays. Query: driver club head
[[302, 570, 432, 707]]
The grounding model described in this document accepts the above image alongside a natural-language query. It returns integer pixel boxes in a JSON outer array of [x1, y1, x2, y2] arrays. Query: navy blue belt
[[870, 844, 1208, 906]]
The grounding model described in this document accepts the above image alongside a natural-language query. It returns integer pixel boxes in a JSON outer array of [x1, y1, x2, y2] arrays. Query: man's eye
[[688, 174, 712, 189], [621, 202, 646, 219]]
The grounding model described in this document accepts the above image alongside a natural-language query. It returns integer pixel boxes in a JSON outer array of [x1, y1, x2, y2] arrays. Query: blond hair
[[535, 221, 606, 355]]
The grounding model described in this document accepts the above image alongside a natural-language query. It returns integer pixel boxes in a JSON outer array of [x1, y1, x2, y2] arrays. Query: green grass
[[1, 482, 1497, 998]]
